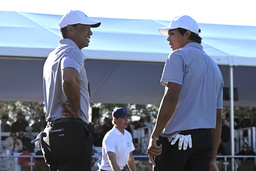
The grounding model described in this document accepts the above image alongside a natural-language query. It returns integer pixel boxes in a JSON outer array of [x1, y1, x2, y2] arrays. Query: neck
[[115, 125, 125, 134]]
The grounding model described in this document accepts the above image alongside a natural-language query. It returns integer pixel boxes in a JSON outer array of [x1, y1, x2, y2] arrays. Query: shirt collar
[[59, 38, 80, 49], [184, 42, 203, 50], [113, 126, 125, 136]]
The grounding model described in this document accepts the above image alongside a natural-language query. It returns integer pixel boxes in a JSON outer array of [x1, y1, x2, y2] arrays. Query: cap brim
[[158, 26, 177, 36], [90, 22, 101, 28]]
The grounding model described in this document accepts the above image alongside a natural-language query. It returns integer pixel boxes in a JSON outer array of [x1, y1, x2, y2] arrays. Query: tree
[[0, 101, 45, 124]]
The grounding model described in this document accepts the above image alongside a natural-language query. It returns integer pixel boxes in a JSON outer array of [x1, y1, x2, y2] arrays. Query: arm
[[107, 151, 121, 171], [61, 67, 80, 118], [127, 152, 136, 171], [147, 82, 181, 166], [17, 139, 23, 152], [210, 109, 222, 171]]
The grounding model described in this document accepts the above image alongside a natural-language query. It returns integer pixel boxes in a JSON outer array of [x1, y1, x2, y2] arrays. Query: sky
[[1, 0, 256, 26]]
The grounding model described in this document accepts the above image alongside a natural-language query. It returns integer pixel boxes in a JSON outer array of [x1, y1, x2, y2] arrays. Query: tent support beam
[[230, 66, 235, 170]]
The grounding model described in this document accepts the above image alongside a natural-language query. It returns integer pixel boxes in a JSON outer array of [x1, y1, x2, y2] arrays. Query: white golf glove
[[31, 131, 43, 148], [171, 134, 192, 150]]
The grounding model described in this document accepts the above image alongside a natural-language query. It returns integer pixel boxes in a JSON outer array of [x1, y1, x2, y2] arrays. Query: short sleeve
[[60, 50, 83, 73], [217, 79, 224, 109], [104, 136, 116, 153], [160, 51, 185, 86]]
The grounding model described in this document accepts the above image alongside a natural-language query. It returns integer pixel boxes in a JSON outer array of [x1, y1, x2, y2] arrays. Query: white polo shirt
[[100, 126, 135, 171]]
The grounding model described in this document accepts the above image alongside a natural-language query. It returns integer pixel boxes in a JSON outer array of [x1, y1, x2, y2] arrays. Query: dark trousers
[[154, 129, 213, 171], [41, 118, 93, 171]]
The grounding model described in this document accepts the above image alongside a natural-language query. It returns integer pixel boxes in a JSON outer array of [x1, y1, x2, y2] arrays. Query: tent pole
[[230, 66, 235, 170]]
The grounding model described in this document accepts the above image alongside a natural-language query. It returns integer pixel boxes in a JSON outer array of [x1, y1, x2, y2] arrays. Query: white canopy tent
[[1, 11, 256, 162], [1, 11, 256, 106]]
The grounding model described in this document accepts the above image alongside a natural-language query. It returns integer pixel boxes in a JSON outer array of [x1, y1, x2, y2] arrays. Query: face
[[69, 24, 93, 49], [167, 29, 190, 51], [135, 143, 141, 152], [11, 133, 17, 139], [243, 144, 249, 151], [19, 131, 24, 137], [115, 115, 128, 130]]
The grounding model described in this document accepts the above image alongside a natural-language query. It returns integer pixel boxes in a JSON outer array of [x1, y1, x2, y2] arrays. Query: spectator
[[237, 115, 249, 137], [132, 143, 148, 161], [4, 131, 23, 153], [237, 115, 248, 129], [237, 143, 255, 171], [91, 124, 104, 147], [221, 119, 231, 155], [39, 116, 47, 128], [250, 108, 256, 126], [224, 113, 237, 128], [102, 117, 113, 135], [18, 146, 36, 171], [126, 123, 134, 137], [18, 130, 35, 153], [31, 114, 41, 132], [1, 114, 11, 132], [134, 118, 146, 129], [144, 114, 155, 127], [11, 112, 29, 132], [25, 126, 35, 141]]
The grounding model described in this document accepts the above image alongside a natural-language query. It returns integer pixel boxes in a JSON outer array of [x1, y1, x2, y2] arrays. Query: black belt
[[47, 118, 87, 125]]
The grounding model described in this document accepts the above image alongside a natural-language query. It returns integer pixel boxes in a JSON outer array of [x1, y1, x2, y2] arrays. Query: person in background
[[11, 112, 29, 132], [1, 114, 11, 132], [134, 118, 146, 130], [236, 142, 255, 171], [18, 130, 35, 153], [42, 10, 101, 171], [132, 143, 148, 161], [31, 114, 41, 132], [91, 124, 104, 147], [144, 114, 155, 127], [4, 131, 23, 153], [25, 126, 35, 141], [224, 113, 237, 128], [147, 15, 223, 171], [102, 117, 113, 136], [18, 146, 36, 171], [221, 119, 231, 155], [99, 107, 136, 171], [250, 108, 256, 126], [40, 116, 47, 128]]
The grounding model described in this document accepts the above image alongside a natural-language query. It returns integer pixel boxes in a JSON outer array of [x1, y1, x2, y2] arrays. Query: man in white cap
[[147, 15, 223, 171], [42, 10, 100, 171], [99, 107, 136, 171]]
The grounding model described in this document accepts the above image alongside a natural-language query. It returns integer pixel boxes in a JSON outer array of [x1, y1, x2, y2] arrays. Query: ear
[[66, 25, 74, 34], [184, 30, 191, 39]]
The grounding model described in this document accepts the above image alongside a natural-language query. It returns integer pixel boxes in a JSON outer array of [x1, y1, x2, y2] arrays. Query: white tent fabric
[[1, 11, 256, 106]]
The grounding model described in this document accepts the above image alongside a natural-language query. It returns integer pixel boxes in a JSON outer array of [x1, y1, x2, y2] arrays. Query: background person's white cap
[[158, 15, 200, 36], [59, 10, 101, 28]]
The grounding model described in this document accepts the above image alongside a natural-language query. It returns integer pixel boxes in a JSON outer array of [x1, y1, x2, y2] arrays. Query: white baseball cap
[[158, 15, 200, 36], [59, 10, 101, 28]]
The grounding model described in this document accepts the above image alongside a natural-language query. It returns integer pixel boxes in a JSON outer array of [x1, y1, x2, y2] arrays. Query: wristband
[[211, 159, 218, 163]]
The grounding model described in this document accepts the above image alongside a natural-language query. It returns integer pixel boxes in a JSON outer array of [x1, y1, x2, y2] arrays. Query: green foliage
[[0, 101, 45, 124], [1, 101, 253, 125]]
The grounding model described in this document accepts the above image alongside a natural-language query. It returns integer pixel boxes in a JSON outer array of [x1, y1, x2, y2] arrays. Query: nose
[[167, 36, 170, 42]]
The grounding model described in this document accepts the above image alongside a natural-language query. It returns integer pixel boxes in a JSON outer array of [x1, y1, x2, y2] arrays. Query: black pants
[[154, 129, 213, 171], [41, 118, 93, 171]]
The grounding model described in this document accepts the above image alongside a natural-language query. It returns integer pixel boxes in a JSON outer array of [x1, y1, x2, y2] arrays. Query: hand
[[147, 137, 162, 167], [60, 102, 79, 118], [210, 160, 219, 171], [171, 134, 192, 150]]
